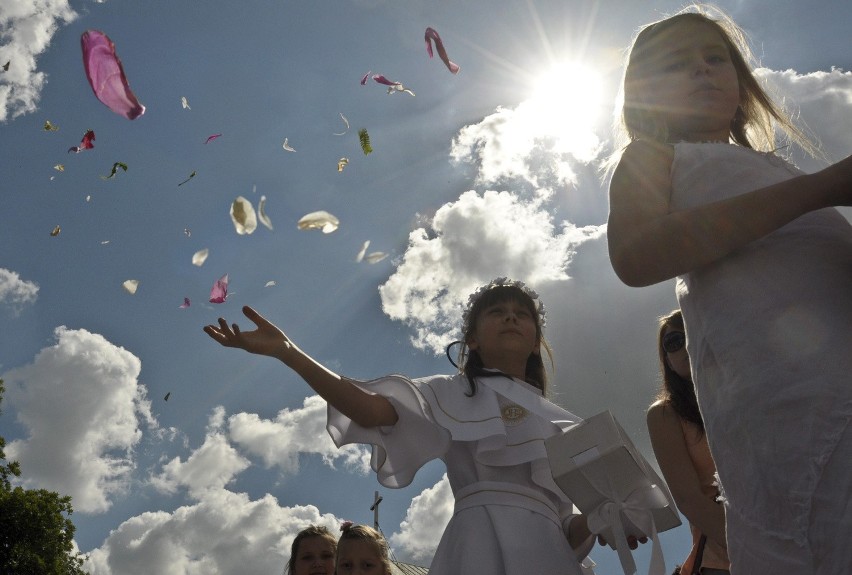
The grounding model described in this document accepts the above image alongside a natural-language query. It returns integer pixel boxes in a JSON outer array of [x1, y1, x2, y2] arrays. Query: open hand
[[203, 306, 293, 359]]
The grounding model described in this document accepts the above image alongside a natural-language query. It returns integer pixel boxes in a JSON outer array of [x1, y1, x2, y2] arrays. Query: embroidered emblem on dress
[[501, 404, 528, 425]]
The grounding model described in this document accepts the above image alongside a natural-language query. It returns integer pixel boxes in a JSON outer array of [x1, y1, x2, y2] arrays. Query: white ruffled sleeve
[[326, 374, 451, 489]]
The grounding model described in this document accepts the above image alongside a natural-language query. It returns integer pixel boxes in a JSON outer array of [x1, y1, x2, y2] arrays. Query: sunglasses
[[662, 331, 686, 353]]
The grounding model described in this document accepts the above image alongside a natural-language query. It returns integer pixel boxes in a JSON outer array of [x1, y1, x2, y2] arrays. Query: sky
[[1, 0, 851, 573]]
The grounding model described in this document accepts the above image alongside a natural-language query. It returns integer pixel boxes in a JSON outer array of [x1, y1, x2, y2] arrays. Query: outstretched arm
[[607, 140, 852, 287], [204, 306, 398, 428]]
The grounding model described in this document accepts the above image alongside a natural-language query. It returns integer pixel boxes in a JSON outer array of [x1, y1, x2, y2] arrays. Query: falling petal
[[43, 120, 59, 131], [181, 96, 191, 109], [333, 113, 349, 136], [204, 133, 222, 144], [1, 61, 9, 72], [297, 210, 339, 234], [50, 225, 61, 237], [337, 157, 349, 172], [192, 248, 209, 267], [358, 128, 372, 155], [356, 240, 370, 262], [179, 298, 190, 309], [68, 129, 95, 153], [81, 30, 146, 119], [178, 170, 196, 186], [122, 279, 139, 294], [386, 84, 415, 96], [360, 71, 371, 85], [184, 228, 191, 237], [53, 164, 64, 172], [86, 196, 92, 202], [209, 274, 228, 303], [372, 74, 400, 87], [264, 280, 276, 288], [230, 196, 257, 235], [365, 251, 389, 264], [258, 195, 273, 230], [424, 27, 460, 74], [282, 138, 296, 152], [101, 161, 128, 179], [164, 392, 171, 401], [100, 240, 109, 244]]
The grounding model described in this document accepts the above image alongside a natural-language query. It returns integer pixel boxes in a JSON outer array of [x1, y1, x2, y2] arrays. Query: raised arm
[[646, 402, 726, 547], [607, 140, 852, 287], [204, 306, 398, 428]]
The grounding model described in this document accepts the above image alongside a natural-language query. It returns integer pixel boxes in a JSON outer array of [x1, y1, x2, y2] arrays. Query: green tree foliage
[[0, 379, 89, 575]]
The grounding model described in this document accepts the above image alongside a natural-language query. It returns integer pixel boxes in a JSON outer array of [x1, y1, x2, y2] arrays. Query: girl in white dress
[[607, 6, 852, 574], [204, 278, 604, 574]]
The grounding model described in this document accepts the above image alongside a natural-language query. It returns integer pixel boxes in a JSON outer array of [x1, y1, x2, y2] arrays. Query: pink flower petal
[[81, 30, 146, 120], [424, 27, 460, 74], [68, 129, 95, 153], [371, 74, 400, 86], [179, 297, 191, 308], [204, 133, 222, 144], [209, 274, 228, 303], [360, 71, 371, 85]]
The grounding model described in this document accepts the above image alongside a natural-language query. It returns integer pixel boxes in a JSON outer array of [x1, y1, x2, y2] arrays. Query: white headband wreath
[[461, 277, 547, 335]]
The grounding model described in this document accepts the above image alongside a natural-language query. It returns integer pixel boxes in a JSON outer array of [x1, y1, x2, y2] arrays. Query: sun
[[518, 60, 605, 158]]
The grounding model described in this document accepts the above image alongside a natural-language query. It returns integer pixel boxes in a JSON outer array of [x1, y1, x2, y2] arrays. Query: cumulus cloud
[[83, 490, 341, 575], [2, 326, 155, 513], [0, 267, 38, 311], [0, 0, 78, 122], [379, 189, 605, 353], [389, 474, 453, 562], [228, 394, 370, 475], [150, 407, 251, 498]]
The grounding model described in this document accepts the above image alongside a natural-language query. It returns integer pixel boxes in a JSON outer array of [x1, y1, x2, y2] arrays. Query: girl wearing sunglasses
[[647, 310, 729, 575]]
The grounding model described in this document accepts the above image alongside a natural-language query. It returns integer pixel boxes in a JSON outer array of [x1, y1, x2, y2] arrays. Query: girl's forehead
[[338, 539, 378, 555], [651, 20, 728, 53]]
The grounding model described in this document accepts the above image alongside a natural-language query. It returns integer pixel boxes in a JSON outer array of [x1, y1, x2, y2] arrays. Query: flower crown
[[461, 277, 546, 334]]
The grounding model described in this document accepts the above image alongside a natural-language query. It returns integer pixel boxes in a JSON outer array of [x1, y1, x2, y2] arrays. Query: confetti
[[204, 133, 222, 144], [258, 196, 273, 230], [68, 129, 95, 153], [356, 240, 370, 262], [333, 113, 350, 136], [424, 27, 460, 74], [181, 96, 191, 109], [50, 225, 61, 237], [43, 120, 59, 131], [209, 274, 228, 303], [122, 279, 139, 294], [81, 30, 145, 119], [178, 170, 196, 186], [101, 161, 128, 179], [358, 128, 372, 155], [230, 196, 257, 235], [192, 248, 209, 267], [282, 138, 296, 152], [337, 157, 349, 172], [297, 210, 339, 234]]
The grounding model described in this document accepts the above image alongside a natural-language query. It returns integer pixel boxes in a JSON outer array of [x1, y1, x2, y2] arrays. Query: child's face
[[336, 540, 388, 575], [468, 298, 539, 361], [638, 20, 740, 141], [292, 536, 336, 575]]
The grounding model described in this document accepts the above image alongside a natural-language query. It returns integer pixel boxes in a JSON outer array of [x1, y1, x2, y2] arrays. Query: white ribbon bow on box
[[586, 481, 669, 575]]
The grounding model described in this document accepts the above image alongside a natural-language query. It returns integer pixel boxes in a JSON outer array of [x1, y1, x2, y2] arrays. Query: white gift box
[[545, 410, 681, 548]]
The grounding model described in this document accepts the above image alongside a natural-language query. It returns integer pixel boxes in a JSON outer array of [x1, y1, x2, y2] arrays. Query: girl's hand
[[204, 306, 293, 360]]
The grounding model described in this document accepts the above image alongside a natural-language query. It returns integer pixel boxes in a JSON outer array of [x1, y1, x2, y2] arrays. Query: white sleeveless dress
[[670, 142, 852, 573]]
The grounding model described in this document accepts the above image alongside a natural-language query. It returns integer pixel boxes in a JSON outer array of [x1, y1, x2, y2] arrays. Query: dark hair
[[656, 309, 704, 433], [337, 523, 392, 574], [285, 525, 336, 575], [453, 284, 552, 396]]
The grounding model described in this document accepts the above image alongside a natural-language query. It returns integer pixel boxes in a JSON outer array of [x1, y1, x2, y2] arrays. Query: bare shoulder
[[646, 400, 680, 430], [609, 140, 674, 206]]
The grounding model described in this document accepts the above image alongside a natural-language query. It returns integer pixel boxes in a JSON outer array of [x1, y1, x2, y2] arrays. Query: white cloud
[[228, 394, 370, 475], [2, 326, 154, 513], [0, 0, 78, 122], [150, 407, 251, 498], [379, 189, 605, 353], [83, 490, 341, 575], [388, 474, 453, 562], [0, 267, 38, 311]]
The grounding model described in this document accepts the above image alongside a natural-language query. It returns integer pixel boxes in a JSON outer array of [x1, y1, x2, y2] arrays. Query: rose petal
[[230, 196, 257, 235], [122, 279, 139, 294], [81, 30, 145, 119], [258, 196, 273, 230], [192, 248, 209, 267], [297, 210, 339, 234]]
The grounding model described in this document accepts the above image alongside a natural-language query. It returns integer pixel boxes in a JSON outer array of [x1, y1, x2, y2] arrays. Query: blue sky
[[1, 0, 851, 573]]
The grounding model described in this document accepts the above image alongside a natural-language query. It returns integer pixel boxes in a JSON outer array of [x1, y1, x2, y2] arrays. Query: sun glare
[[520, 61, 605, 158]]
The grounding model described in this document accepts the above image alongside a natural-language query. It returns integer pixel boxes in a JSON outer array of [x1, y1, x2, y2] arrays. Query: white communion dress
[[326, 372, 596, 575], [670, 142, 852, 574]]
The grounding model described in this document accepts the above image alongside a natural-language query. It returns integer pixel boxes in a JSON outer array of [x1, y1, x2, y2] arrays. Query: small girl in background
[[284, 525, 337, 575], [204, 278, 606, 575], [336, 522, 392, 575], [647, 311, 728, 575], [607, 5, 852, 574]]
